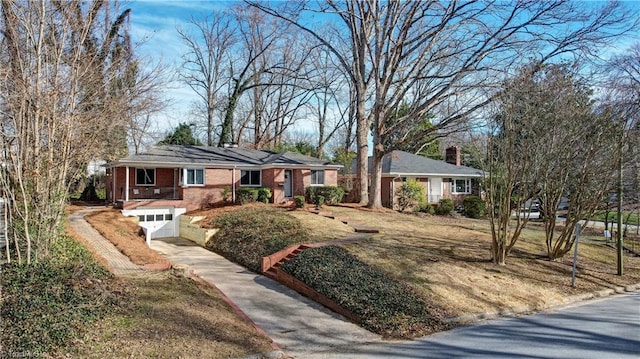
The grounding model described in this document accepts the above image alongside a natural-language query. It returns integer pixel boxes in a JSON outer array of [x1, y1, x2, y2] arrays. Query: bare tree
[[250, 0, 638, 208], [307, 42, 352, 158], [0, 0, 163, 264], [486, 64, 618, 264], [608, 44, 640, 225], [178, 11, 235, 146], [241, 30, 316, 148], [249, 0, 373, 204]]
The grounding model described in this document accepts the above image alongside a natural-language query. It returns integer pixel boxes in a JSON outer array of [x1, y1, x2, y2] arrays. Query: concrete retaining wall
[[180, 215, 219, 246]]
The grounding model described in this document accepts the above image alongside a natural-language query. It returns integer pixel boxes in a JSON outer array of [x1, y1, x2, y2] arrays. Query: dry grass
[[70, 274, 275, 359], [66, 206, 275, 358], [84, 208, 170, 269], [189, 203, 355, 243], [325, 206, 640, 316]]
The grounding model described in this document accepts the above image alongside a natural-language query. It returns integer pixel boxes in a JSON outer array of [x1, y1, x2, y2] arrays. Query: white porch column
[[112, 167, 116, 203], [125, 166, 130, 201], [232, 166, 236, 203]]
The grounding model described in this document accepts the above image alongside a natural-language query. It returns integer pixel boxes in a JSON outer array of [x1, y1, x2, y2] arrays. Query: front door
[[429, 177, 442, 203], [284, 170, 293, 197]]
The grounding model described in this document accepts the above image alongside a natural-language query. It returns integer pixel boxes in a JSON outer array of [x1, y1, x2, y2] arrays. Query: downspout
[[232, 166, 237, 203]]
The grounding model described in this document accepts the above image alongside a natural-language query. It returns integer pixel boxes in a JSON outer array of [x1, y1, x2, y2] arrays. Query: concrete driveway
[[151, 237, 640, 359], [150, 237, 381, 358]]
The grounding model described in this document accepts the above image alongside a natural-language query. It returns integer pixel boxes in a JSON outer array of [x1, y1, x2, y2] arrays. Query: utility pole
[[617, 125, 624, 276]]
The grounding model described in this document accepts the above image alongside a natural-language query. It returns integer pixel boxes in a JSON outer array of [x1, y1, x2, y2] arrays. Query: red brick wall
[[111, 166, 340, 209], [383, 177, 429, 209], [293, 169, 309, 196], [262, 168, 286, 204], [382, 177, 392, 208], [324, 169, 338, 186]]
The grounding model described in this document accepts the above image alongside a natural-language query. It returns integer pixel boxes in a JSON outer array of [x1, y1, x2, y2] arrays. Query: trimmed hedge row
[[280, 245, 446, 338], [206, 207, 308, 272], [305, 186, 344, 205], [0, 236, 118, 354]]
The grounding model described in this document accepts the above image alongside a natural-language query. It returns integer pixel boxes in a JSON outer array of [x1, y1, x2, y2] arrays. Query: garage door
[[137, 211, 175, 239], [122, 207, 187, 243]]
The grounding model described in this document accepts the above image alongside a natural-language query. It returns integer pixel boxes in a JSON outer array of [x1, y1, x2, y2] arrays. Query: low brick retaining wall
[[266, 266, 361, 325]]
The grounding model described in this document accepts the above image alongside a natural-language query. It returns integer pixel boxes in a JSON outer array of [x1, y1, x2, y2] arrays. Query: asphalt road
[[304, 292, 640, 359]]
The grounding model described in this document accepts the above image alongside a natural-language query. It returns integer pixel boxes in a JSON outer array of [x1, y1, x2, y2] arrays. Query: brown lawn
[[65, 206, 276, 357], [83, 203, 640, 333], [324, 205, 640, 316], [84, 208, 170, 269]]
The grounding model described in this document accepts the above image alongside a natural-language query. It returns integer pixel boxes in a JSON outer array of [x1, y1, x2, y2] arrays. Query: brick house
[[105, 145, 341, 242], [106, 145, 341, 212], [342, 148, 484, 209]]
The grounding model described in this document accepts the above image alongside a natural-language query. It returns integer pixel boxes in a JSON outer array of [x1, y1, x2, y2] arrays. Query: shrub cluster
[[235, 187, 272, 204], [435, 198, 455, 215], [0, 236, 118, 354], [293, 195, 305, 208], [281, 245, 445, 338], [415, 202, 434, 214], [463, 196, 486, 218], [305, 186, 344, 205], [206, 207, 308, 272], [397, 179, 426, 212]]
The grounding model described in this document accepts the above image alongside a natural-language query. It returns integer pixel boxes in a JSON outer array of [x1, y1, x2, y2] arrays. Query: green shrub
[[294, 195, 305, 208], [281, 246, 446, 338], [305, 186, 344, 205], [397, 179, 426, 212], [416, 202, 434, 214], [0, 236, 117, 354], [463, 196, 486, 218], [315, 195, 325, 208], [221, 187, 232, 203], [435, 198, 455, 215], [206, 207, 308, 272], [236, 187, 258, 204], [257, 187, 272, 203]]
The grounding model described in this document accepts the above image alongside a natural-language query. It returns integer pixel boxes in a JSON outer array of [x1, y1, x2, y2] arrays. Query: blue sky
[[125, 0, 640, 140]]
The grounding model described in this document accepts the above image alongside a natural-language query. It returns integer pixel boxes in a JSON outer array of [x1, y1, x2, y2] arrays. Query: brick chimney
[[445, 146, 461, 166]]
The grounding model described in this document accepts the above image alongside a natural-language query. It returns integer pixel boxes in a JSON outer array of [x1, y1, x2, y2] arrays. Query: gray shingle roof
[[110, 145, 340, 168], [352, 150, 484, 177]]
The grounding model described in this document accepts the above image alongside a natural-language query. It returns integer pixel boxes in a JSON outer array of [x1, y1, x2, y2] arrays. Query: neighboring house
[[343, 148, 484, 209], [106, 145, 341, 212]]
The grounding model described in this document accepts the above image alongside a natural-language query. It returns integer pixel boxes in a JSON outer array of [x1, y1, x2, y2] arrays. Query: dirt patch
[[84, 208, 170, 269]]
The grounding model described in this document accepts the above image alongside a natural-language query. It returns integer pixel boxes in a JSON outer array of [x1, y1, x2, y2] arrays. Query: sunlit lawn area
[[591, 210, 640, 226], [310, 206, 640, 316]]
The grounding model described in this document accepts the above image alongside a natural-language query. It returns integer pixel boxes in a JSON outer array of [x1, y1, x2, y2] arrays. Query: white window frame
[[240, 170, 261, 187], [135, 168, 155, 186], [451, 178, 471, 194], [310, 169, 325, 186], [182, 168, 205, 186]]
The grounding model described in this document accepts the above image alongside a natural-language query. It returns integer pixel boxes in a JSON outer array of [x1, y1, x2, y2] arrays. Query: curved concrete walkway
[[151, 237, 382, 358], [68, 209, 145, 277]]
